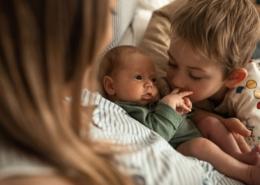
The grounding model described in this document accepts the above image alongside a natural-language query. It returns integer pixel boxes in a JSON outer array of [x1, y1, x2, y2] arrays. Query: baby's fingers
[[171, 88, 180, 94], [184, 97, 192, 109], [179, 103, 192, 113], [178, 91, 193, 98]]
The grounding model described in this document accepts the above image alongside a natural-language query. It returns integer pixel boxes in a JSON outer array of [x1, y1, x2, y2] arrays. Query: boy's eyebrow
[[188, 66, 207, 72]]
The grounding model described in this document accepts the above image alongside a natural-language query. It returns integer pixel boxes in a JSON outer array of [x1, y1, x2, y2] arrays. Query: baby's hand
[[161, 89, 193, 115]]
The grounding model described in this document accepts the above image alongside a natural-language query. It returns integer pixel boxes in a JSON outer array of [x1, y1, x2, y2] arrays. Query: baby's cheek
[[154, 91, 160, 101]]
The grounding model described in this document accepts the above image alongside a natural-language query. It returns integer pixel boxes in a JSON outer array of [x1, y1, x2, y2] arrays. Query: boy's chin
[[193, 100, 214, 110]]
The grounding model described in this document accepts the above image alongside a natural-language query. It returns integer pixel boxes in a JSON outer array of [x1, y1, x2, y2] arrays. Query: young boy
[[100, 45, 260, 185], [166, 0, 260, 151]]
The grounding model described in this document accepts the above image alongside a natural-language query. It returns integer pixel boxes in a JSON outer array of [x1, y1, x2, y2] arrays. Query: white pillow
[[138, 0, 175, 11], [118, 0, 175, 46], [108, 0, 138, 49]]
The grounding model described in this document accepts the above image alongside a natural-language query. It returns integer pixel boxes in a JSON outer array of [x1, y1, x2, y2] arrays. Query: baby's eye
[[135, 75, 143, 80]]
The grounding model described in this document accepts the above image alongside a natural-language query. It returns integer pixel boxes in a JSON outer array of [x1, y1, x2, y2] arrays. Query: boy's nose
[[169, 75, 185, 89]]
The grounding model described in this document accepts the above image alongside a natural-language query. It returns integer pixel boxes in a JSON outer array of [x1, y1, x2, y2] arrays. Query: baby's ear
[[225, 68, 248, 88], [103, 76, 115, 95]]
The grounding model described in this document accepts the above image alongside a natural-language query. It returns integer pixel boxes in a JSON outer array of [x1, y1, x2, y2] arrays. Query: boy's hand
[[222, 117, 252, 153], [161, 89, 193, 114], [232, 133, 251, 153], [194, 110, 251, 137], [193, 110, 252, 153], [222, 117, 251, 137]]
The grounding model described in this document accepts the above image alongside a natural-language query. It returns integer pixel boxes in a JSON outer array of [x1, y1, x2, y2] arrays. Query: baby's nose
[[144, 80, 153, 88]]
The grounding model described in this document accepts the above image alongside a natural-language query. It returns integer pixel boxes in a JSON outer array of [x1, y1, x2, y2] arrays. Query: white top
[[215, 60, 260, 147], [0, 90, 243, 185]]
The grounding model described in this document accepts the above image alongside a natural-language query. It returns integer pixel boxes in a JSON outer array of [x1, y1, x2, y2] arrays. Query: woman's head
[[0, 0, 131, 184]]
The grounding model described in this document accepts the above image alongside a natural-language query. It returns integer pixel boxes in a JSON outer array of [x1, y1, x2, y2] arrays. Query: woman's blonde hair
[[0, 0, 132, 185], [171, 0, 260, 75]]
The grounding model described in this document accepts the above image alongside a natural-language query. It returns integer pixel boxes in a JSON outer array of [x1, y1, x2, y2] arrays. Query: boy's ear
[[103, 76, 115, 96], [225, 68, 248, 88]]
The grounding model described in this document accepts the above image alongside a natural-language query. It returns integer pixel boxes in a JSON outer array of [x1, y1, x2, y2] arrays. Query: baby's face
[[112, 53, 159, 105], [167, 39, 227, 103]]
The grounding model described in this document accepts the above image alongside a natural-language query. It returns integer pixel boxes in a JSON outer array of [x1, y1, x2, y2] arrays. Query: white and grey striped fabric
[[82, 90, 244, 185]]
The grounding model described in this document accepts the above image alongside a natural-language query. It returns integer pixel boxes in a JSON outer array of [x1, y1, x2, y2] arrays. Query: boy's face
[[167, 39, 227, 103], [111, 52, 159, 105]]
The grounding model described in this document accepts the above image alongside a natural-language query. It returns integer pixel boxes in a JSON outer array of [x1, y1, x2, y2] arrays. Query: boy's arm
[[118, 102, 184, 141]]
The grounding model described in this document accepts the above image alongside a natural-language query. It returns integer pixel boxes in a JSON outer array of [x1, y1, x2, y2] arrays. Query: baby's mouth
[[142, 93, 154, 101]]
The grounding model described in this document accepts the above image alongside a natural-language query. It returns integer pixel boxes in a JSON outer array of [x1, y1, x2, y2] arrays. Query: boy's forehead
[[169, 39, 207, 64], [168, 40, 225, 74]]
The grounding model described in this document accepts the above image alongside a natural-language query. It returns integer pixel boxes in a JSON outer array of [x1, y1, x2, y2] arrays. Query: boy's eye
[[189, 73, 203, 80], [135, 75, 143, 80]]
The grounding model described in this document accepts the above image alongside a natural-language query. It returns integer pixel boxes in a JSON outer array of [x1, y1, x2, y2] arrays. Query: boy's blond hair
[[171, 0, 260, 75]]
